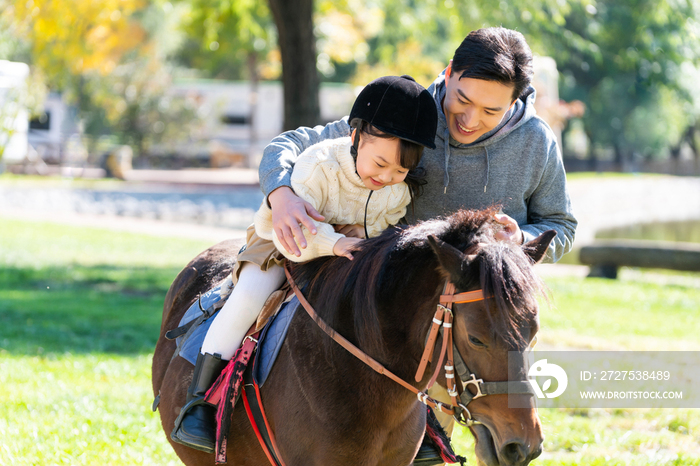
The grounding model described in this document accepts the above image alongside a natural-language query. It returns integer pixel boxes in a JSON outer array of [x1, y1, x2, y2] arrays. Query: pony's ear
[[523, 230, 557, 264], [428, 235, 476, 284]]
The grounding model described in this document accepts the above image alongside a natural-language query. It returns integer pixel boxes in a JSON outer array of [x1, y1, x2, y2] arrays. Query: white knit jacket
[[254, 137, 411, 262]]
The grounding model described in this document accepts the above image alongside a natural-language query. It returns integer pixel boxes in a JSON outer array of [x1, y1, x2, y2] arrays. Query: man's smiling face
[[442, 61, 517, 145]]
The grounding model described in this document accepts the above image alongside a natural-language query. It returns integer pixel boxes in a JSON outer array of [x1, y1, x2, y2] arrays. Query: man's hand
[[493, 213, 524, 245], [269, 187, 325, 257], [332, 236, 363, 260], [333, 224, 365, 239]]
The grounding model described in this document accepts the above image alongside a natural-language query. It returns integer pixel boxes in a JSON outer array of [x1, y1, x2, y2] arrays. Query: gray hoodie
[[259, 71, 577, 262]]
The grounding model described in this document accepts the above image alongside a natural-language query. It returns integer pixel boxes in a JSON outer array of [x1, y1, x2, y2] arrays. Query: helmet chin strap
[[351, 127, 373, 240], [350, 128, 361, 161], [364, 191, 373, 239]]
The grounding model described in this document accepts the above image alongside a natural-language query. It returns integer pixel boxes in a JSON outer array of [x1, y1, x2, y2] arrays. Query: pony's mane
[[291, 208, 543, 358], [471, 237, 544, 350]]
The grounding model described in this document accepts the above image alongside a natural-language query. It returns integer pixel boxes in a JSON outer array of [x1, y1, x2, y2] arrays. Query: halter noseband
[[283, 263, 535, 429]]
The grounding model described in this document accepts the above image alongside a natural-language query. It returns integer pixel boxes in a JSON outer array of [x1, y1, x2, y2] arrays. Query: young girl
[[172, 75, 439, 453]]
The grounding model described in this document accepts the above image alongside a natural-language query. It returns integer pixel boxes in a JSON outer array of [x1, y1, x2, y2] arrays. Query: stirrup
[[171, 396, 208, 436], [412, 438, 444, 466], [170, 397, 216, 453]]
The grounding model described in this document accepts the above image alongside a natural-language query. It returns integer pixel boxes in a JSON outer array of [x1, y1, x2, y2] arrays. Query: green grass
[[538, 276, 700, 350], [1, 215, 699, 464], [450, 407, 700, 465], [0, 219, 215, 355], [0, 354, 180, 466], [0, 217, 212, 465]]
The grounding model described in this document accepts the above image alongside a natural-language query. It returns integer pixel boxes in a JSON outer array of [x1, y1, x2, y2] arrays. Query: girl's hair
[[354, 120, 427, 206]]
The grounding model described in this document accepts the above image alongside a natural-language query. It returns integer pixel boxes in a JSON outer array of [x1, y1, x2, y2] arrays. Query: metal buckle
[[464, 373, 485, 399], [454, 403, 482, 427], [437, 303, 452, 316]]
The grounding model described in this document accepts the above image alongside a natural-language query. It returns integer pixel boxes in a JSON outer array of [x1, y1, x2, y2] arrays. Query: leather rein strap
[[284, 263, 487, 418]]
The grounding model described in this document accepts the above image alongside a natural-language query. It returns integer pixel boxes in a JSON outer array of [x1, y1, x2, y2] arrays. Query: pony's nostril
[[530, 441, 544, 460], [501, 441, 527, 465]]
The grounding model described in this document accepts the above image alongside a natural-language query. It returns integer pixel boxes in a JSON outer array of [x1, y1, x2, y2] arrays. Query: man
[[258, 26, 577, 464]]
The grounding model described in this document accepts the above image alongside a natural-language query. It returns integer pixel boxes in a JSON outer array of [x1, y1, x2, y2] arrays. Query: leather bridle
[[428, 282, 537, 427], [283, 263, 536, 428]]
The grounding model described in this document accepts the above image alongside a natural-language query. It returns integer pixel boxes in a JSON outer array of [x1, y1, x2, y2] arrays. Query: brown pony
[[152, 208, 555, 466]]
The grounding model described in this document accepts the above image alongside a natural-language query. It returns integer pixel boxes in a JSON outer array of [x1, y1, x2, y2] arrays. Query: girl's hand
[[333, 224, 365, 238], [332, 237, 363, 260]]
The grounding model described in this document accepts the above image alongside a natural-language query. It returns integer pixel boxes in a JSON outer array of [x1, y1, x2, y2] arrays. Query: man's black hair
[[451, 27, 534, 102]]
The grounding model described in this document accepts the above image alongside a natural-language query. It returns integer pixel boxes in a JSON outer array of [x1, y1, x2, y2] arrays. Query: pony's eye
[[469, 335, 485, 347]]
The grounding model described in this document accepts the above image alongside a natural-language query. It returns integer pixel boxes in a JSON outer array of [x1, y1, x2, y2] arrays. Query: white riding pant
[[200, 262, 286, 360]]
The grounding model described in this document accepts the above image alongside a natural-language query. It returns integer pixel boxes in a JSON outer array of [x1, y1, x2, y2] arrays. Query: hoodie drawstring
[[483, 146, 490, 193], [443, 128, 490, 194], [443, 127, 451, 194]]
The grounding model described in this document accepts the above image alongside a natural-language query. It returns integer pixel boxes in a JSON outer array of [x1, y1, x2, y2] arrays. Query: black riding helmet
[[348, 75, 438, 149]]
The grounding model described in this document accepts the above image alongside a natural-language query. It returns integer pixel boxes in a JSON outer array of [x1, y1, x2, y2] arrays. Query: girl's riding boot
[[171, 352, 228, 453]]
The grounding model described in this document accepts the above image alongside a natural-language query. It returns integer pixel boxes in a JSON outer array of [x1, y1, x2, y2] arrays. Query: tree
[[8, 0, 147, 157], [319, 0, 578, 88], [177, 0, 276, 140], [10, 0, 147, 88], [268, 0, 320, 130], [7, 0, 203, 158], [177, 0, 275, 81], [88, 56, 201, 158], [527, 0, 700, 164]]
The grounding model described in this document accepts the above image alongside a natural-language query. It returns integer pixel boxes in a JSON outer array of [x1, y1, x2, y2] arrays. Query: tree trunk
[[686, 126, 698, 159], [613, 142, 626, 172], [268, 0, 320, 131], [670, 137, 682, 176], [693, 128, 700, 176], [585, 127, 598, 172], [684, 125, 699, 176]]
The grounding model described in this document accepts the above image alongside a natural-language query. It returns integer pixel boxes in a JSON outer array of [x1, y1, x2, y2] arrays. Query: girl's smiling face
[[353, 130, 408, 190]]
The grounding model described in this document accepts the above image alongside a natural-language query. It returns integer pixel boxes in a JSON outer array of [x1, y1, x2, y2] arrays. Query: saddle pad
[[253, 295, 300, 387], [178, 312, 219, 365], [176, 281, 226, 365], [177, 280, 226, 333]]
